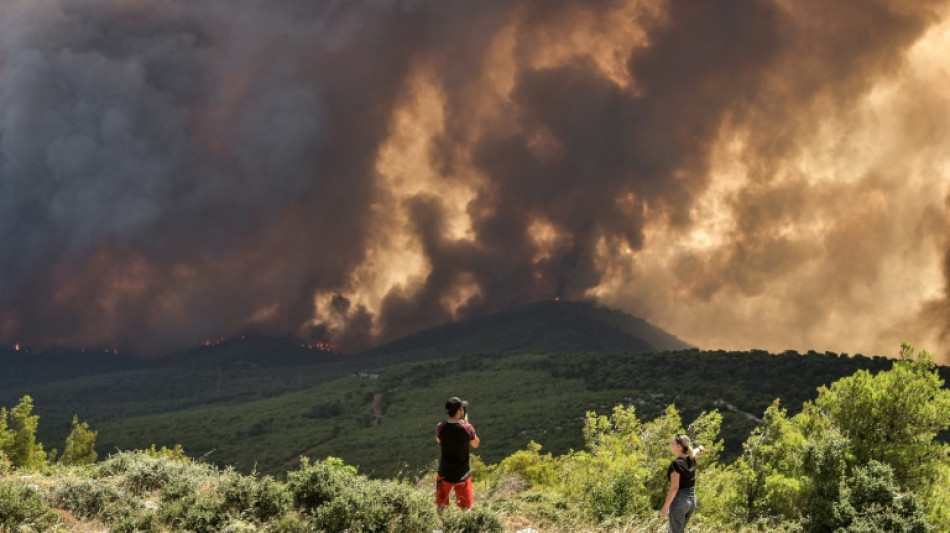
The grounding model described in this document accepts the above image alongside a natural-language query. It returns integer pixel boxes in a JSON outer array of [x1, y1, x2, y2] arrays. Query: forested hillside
[[0, 300, 689, 450], [2, 345, 948, 532], [2, 300, 932, 480], [94, 348, 900, 477]]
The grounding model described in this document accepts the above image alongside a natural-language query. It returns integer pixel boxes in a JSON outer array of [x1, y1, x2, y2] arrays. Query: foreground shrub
[[158, 486, 225, 532], [310, 478, 435, 533], [48, 478, 138, 522], [440, 505, 504, 533], [219, 470, 291, 523], [0, 481, 60, 531], [219, 518, 259, 533], [109, 511, 161, 533], [96, 450, 215, 495], [584, 469, 642, 520], [269, 513, 311, 532], [800, 459, 929, 533], [286, 457, 356, 513], [726, 345, 950, 531]]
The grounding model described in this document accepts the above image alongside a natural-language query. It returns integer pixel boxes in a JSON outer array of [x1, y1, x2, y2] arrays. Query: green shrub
[[0, 451, 11, 475], [158, 488, 225, 532], [585, 470, 641, 520], [832, 461, 928, 533], [160, 475, 199, 503], [219, 518, 258, 533], [96, 450, 215, 495], [110, 511, 161, 533], [310, 479, 435, 533], [269, 513, 310, 532], [48, 478, 137, 521], [440, 506, 504, 533], [492, 441, 557, 488], [219, 471, 291, 522], [141, 444, 189, 461], [155, 474, 226, 532], [286, 457, 356, 513], [0, 481, 60, 531]]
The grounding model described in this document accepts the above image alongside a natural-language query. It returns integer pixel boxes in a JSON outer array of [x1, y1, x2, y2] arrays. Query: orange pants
[[435, 475, 473, 508]]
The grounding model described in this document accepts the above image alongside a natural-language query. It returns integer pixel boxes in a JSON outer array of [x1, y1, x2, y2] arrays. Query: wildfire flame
[[300, 342, 333, 352]]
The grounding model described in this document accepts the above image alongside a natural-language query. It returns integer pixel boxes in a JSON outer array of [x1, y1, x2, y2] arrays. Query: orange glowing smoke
[[2, 0, 950, 363]]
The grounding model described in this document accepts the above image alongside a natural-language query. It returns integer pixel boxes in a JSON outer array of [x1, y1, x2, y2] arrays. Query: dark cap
[[445, 396, 468, 415]]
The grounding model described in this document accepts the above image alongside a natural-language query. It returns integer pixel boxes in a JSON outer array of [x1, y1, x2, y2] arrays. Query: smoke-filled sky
[[2, 0, 950, 361]]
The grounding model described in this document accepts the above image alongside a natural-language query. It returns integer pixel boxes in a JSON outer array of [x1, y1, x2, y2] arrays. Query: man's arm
[[467, 423, 480, 449]]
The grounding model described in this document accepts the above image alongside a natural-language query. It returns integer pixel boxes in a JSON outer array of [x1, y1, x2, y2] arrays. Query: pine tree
[[61, 415, 98, 465], [0, 407, 14, 467], [8, 396, 46, 470]]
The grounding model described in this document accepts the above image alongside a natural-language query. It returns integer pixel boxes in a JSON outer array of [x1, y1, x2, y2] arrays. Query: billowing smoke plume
[[1, 0, 949, 360]]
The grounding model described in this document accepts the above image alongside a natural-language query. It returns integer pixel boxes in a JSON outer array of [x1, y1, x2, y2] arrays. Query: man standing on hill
[[435, 396, 480, 510]]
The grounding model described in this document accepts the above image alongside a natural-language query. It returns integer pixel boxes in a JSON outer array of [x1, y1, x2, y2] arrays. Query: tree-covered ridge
[[2, 344, 948, 532], [69, 347, 900, 478], [2, 300, 904, 470], [360, 300, 693, 361]]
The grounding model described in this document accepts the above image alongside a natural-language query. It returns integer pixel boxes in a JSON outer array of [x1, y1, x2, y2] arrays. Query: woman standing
[[661, 435, 705, 533]]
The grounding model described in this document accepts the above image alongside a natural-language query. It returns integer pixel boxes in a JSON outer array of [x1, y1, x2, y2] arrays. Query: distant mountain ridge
[[362, 299, 692, 361], [0, 299, 691, 451], [0, 299, 689, 373]]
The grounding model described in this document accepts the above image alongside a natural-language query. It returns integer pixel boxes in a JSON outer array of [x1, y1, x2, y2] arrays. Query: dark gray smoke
[[1, 0, 948, 358]]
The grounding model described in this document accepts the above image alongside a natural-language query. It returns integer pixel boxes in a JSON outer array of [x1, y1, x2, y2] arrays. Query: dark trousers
[[668, 489, 696, 533]]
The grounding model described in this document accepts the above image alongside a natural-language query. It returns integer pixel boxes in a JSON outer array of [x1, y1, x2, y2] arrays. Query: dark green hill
[[0, 338, 370, 450], [1, 300, 689, 449], [91, 348, 900, 478], [362, 300, 692, 362], [0, 346, 143, 388]]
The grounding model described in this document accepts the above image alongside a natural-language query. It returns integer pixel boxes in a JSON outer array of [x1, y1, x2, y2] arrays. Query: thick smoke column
[[1, 0, 949, 359]]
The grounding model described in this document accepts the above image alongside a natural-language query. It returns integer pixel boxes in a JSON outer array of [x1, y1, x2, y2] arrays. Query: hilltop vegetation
[[360, 300, 692, 361], [95, 348, 897, 476], [0, 344, 909, 478], [1, 344, 949, 532], [2, 301, 909, 474]]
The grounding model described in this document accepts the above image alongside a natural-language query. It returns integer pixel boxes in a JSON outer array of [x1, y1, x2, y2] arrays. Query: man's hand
[[661, 506, 669, 518]]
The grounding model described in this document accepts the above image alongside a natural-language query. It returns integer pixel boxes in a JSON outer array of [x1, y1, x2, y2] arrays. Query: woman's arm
[[661, 471, 680, 518]]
